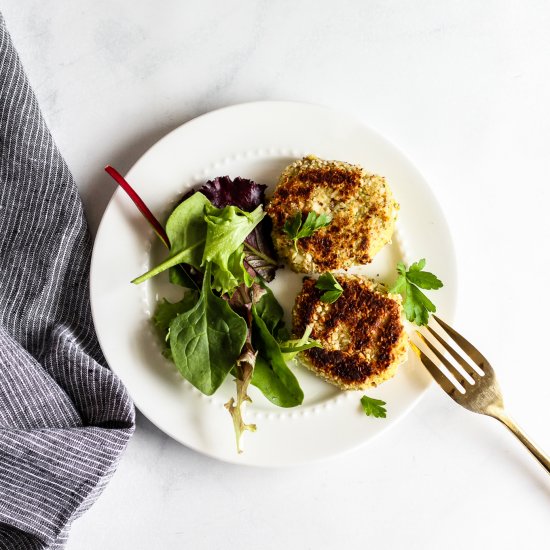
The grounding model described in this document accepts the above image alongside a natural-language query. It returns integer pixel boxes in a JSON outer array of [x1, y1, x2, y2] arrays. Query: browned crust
[[268, 166, 363, 226], [266, 156, 397, 272], [293, 276, 407, 389]]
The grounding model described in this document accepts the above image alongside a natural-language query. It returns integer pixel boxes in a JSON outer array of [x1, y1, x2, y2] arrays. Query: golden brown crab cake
[[266, 155, 399, 273], [293, 275, 408, 390]]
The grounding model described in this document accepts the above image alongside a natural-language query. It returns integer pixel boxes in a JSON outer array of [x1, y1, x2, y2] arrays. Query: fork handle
[[494, 413, 550, 474]]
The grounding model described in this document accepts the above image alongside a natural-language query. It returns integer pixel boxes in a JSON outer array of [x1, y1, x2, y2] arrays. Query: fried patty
[[293, 275, 408, 390], [266, 155, 399, 273]]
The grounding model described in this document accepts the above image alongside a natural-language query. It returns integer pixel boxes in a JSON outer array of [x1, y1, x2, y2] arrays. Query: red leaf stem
[[105, 165, 171, 249]]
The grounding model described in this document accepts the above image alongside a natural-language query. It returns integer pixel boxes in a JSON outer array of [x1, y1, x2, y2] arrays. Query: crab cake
[[266, 155, 398, 273], [293, 275, 408, 390]]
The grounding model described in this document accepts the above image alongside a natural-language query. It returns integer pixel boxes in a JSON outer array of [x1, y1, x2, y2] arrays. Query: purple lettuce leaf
[[242, 215, 279, 282], [191, 176, 266, 211]]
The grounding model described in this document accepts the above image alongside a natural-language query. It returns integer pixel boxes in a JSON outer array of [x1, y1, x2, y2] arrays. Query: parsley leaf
[[315, 272, 343, 303], [360, 395, 387, 418], [282, 211, 332, 250], [389, 258, 443, 326]]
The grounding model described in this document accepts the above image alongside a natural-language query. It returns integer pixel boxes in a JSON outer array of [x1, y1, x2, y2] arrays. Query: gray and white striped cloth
[[0, 13, 135, 550]]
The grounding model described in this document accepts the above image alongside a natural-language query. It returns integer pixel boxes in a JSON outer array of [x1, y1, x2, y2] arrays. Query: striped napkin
[[0, 13, 134, 549]]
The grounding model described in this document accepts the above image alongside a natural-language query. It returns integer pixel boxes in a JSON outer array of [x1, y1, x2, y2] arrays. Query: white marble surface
[[3, 1, 550, 548]]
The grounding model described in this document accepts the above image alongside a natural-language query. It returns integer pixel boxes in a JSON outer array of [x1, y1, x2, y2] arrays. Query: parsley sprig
[[360, 395, 387, 418], [282, 211, 332, 251], [389, 258, 443, 326], [315, 272, 343, 303]]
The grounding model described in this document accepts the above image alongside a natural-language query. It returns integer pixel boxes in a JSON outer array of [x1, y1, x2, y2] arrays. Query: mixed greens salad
[[122, 172, 320, 452]]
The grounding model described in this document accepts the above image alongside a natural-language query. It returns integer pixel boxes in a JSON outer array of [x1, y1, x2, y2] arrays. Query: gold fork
[[411, 315, 550, 474]]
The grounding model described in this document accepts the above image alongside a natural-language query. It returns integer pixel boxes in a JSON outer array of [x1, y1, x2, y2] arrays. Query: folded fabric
[[0, 13, 135, 550]]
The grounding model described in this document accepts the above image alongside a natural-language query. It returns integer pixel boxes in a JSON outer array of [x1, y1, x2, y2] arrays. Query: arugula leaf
[[250, 306, 304, 408], [315, 273, 343, 303], [282, 211, 332, 250], [360, 395, 387, 418], [389, 258, 443, 326], [168, 264, 248, 395]]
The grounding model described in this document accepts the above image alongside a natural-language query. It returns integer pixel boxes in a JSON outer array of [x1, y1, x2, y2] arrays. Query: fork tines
[[412, 315, 492, 396]]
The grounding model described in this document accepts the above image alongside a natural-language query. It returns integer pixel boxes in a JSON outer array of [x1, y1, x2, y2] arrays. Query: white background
[[2, 1, 549, 548]]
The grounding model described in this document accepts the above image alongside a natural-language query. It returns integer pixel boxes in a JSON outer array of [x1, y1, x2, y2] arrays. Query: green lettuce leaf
[[253, 282, 287, 339], [152, 292, 200, 359], [250, 306, 304, 408], [133, 194, 264, 295], [168, 264, 248, 395], [202, 203, 264, 294], [132, 193, 211, 284]]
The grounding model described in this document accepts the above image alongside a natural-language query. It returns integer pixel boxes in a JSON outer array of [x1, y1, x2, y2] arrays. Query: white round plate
[[91, 101, 457, 467]]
